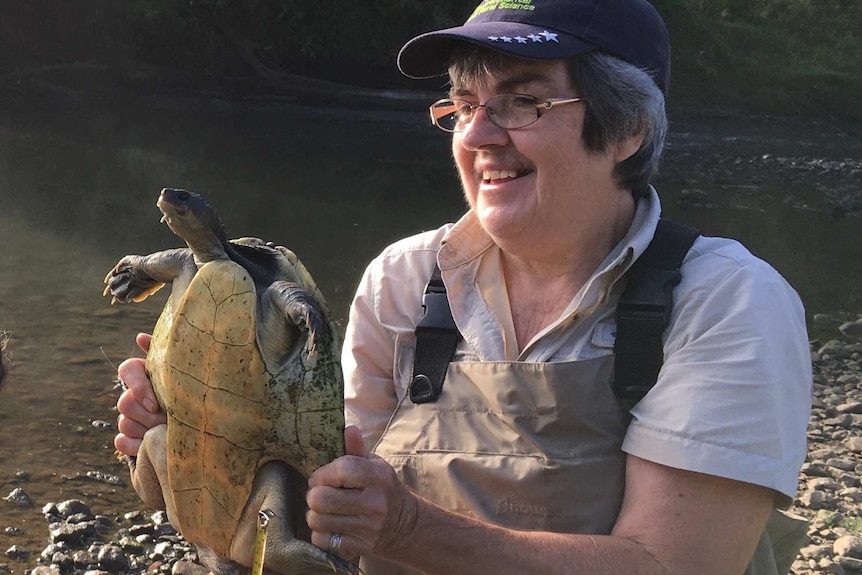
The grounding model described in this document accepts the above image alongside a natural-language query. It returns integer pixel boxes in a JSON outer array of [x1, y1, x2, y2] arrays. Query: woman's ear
[[614, 131, 645, 163]]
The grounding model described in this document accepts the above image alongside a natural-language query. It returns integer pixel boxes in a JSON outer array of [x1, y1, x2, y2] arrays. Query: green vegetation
[[653, 0, 862, 117], [1, 0, 860, 118], [844, 516, 862, 535]]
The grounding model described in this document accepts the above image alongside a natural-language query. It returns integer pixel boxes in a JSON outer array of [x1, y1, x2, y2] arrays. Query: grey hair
[[568, 52, 667, 198], [447, 47, 667, 198]]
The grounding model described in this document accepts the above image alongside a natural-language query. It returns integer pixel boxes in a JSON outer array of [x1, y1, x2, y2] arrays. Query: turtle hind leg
[[262, 281, 328, 358], [229, 462, 360, 575], [264, 539, 360, 575]]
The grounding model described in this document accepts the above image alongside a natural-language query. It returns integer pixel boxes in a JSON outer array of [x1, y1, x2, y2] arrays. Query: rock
[[49, 521, 97, 545], [820, 340, 853, 359], [5, 545, 30, 560], [839, 321, 862, 339], [837, 555, 862, 573], [172, 559, 210, 575], [845, 437, 862, 453], [802, 462, 833, 477], [50, 550, 74, 571], [3, 488, 33, 506], [835, 535, 862, 559], [827, 458, 858, 471], [838, 401, 862, 415], [96, 544, 130, 572], [810, 478, 843, 491], [801, 489, 839, 509], [801, 543, 834, 558], [56, 500, 93, 520]]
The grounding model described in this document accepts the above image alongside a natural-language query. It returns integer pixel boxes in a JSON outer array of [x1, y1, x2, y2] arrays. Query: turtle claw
[[103, 256, 165, 304], [326, 555, 363, 575]]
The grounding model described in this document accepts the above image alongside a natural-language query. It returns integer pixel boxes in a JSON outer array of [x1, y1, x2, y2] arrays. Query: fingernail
[[143, 397, 158, 413]]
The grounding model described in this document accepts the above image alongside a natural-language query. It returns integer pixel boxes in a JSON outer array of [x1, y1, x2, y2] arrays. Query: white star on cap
[[527, 34, 543, 42], [539, 30, 559, 42], [514, 36, 528, 44], [500, 36, 513, 43], [488, 36, 499, 41]]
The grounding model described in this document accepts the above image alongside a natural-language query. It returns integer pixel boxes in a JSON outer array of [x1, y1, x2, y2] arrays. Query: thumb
[[136, 332, 152, 353], [344, 425, 369, 458]]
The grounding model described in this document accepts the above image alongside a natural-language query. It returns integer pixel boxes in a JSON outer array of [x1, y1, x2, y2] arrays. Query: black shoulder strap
[[407, 218, 699, 407], [613, 218, 700, 408], [408, 264, 462, 404]]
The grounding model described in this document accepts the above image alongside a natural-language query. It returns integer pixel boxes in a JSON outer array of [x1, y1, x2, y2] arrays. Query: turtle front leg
[[263, 281, 328, 357], [103, 248, 194, 304]]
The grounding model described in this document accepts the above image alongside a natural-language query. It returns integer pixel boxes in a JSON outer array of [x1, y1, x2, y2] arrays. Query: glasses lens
[[429, 95, 541, 132], [486, 94, 539, 130], [430, 99, 470, 132]]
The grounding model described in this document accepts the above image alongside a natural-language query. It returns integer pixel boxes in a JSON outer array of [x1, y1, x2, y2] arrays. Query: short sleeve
[[622, 236, 812, 503]]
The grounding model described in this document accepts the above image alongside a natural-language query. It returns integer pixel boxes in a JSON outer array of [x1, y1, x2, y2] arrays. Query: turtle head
[[157, 188, 229, 258]]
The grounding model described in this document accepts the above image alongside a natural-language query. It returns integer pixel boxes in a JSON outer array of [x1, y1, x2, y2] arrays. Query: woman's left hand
[[306, 426, 416, 561]]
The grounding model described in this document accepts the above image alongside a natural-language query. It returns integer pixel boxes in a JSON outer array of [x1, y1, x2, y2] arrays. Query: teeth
[[482, 170, 520, 181]]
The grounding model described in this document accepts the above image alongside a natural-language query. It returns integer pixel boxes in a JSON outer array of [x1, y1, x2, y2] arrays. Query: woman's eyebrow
[[450, 72, 554, 97]]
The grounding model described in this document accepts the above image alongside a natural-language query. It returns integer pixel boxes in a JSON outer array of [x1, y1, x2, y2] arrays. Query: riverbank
[[2, 0, 860, 121]]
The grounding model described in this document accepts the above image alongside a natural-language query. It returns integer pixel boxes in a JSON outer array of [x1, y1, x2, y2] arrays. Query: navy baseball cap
[[397, 0, 671, 93]]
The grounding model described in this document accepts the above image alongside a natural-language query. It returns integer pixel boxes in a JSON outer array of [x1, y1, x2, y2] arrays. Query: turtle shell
[[147, 253, 344, 558]]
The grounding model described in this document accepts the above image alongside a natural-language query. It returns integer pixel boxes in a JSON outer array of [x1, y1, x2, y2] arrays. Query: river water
[[0, 86, 860, 572]]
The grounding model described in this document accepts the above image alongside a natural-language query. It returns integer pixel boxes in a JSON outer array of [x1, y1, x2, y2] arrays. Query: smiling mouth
[[482, 169, 531, 183]]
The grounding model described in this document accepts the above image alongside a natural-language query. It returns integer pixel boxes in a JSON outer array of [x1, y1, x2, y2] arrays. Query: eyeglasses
[[429, 93, 584, 133]]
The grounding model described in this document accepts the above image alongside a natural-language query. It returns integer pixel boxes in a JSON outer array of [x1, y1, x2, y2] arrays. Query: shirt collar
[[438, 186, 663, 279]]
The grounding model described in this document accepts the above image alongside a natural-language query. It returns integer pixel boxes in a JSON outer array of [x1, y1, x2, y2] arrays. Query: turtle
[[104, 188, 355, 575]]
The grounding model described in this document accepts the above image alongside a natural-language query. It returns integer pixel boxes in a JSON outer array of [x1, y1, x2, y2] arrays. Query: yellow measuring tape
[[251, 509, 275, 575]]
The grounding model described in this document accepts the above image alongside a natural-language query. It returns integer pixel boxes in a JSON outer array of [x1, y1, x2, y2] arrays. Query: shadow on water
[[0, 89, 860, 571]]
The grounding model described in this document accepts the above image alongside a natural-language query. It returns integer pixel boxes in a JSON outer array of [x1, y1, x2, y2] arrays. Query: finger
[[344, 425, 368, 458], [114, 432, 142, 457], [117, 388, 167, 429], [118, 357, 160, 414], [309, 531, 368, 562], [136, 332, 152, 353], [307, 483, 388, 518], [308, 455, 390, 490], [116, 412, 147, 439]]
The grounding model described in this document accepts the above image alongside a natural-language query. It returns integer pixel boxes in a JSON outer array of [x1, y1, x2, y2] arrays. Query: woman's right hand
[[115, 333, 167, 457]]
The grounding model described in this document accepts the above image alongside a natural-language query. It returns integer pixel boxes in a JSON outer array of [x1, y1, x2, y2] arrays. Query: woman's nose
[[457, 106, 509, 150]]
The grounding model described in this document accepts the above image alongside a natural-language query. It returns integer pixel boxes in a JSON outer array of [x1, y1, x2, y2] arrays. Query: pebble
[[3, 488, 33, 506]]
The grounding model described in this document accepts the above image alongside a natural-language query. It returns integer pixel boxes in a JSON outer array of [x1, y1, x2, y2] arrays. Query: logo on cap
[[470, 0, 537, 21]]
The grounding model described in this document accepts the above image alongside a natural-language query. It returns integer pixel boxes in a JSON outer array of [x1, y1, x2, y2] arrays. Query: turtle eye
[[177, 190, 191, 201]]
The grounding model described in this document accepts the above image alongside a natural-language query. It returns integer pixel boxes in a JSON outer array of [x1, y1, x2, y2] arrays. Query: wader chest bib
[[365, 356, 628, 575]]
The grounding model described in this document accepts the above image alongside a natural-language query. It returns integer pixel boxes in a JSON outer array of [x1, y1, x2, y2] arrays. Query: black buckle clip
[[415, 292, 458, 333], [408, 289, 459, 404]]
